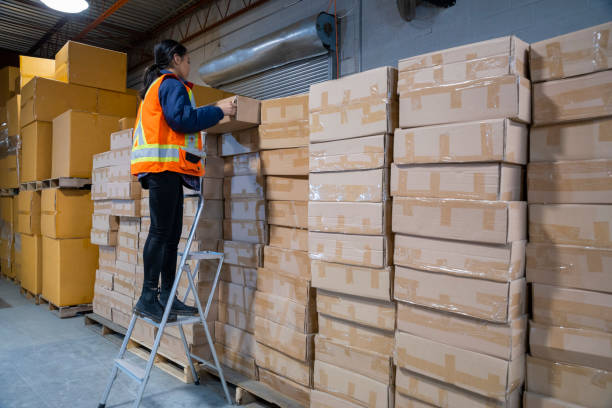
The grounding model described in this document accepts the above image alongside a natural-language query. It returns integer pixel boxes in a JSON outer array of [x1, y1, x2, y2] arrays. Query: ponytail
[[140, 39, 188, 99]]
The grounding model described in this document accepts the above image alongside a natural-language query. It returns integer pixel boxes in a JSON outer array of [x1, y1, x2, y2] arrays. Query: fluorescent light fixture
[[41, 0, 89, 13]]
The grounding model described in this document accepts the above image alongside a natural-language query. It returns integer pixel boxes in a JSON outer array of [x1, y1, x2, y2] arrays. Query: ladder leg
[[203, 319, 233, 405], [178, 323, 200, 385]]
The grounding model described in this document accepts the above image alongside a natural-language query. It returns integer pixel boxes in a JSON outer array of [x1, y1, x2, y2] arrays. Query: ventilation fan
[[397, 0, 456, 21]]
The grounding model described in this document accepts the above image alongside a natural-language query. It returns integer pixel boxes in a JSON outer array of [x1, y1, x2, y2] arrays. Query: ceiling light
[[41, 0, 89, 13]]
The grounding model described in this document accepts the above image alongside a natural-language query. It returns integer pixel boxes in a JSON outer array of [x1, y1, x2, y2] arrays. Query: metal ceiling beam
[[74, 0, 132, 41], [27, 15, 69, 55]]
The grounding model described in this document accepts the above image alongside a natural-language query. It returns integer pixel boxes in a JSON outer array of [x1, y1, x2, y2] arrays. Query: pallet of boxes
[[392, 36, 531, 406], [308, 67, 397, 408], [253, 94, 312, 406], [525, 22, 612, 408]]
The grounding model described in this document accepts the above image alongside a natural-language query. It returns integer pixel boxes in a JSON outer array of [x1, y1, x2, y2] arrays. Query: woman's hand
[[218, 97, 237, 117]]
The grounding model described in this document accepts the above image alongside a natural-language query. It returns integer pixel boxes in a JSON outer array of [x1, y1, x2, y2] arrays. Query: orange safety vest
[[130, 73, 205, 177]]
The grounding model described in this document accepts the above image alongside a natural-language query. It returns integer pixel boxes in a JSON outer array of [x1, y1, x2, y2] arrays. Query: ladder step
[[166, 316, 202, 327], [178, 250, 224, 260], [115, 358, 145, 382]]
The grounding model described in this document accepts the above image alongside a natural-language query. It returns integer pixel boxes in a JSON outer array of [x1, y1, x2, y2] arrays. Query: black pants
[[141, 171, 183, 294]]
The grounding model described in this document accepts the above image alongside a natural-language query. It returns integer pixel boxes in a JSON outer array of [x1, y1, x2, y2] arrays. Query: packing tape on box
[[310, 151, 385, 172], [309, 181, 384, 202], [529, 244, 606, 273], [261, 96, 308, 122], [259, 120, 309, 140], [396, 168, 489, 200], [534, 292, 612, 327], [268, 177, 307, 193], [528, 160, 612, 192], [530, 220, 611, 248], [535, 80, 612, 123]]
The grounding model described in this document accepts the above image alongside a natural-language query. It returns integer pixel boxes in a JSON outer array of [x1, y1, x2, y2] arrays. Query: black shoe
[[159, 292, 199, 316], [134, 288, 177, 323]]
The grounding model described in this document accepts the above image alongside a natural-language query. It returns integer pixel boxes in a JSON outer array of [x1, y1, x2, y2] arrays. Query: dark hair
[[140, 39, 187, 99]]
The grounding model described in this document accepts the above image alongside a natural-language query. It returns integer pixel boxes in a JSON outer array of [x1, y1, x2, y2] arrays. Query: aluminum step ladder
[[98, 154, 233, 407]]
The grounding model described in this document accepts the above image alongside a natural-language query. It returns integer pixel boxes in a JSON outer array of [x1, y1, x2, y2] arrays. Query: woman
[[131, 39, 235, 322]]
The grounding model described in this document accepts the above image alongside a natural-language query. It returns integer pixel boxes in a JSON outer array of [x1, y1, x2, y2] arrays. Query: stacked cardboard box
[[308, 67, 398, 408], [0, 66, 19, 191], [213, 95, 262, 379], [392, 36, 531, 406], [525, 23, 612, 407], [0, 195, 16, 278], [17, 191, 41, 293], [252, 94, 313, 405]]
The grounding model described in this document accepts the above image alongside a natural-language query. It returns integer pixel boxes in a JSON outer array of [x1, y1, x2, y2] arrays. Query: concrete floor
[[0, 279, 234, 408]]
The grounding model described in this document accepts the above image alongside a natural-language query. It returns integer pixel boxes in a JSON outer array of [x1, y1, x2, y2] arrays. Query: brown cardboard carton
[[395, 331, 524, 400], [41, 189, 92, 239], [309, 231, 391, 268], [0, 153, 19, 189], [90, 230, 118, 246], [266, 176, 308, 201], [530, 22, 612, 82], [96, 90, 138, 118], [220, 264, 257, 288], [529, 204, 612, 248], [396, 368, 522, 408], [201, 156, 224, 179], [20, 121, 52, 182], [254, 291, 316, 333], [530, 118, 612, 162], [310, 390, 364, 408], [42, 236, 98, 306], [255, 342, 312, 387], [118, 117, 136, 130], [7, 94, 20, 136], [110, 129, 133, 150], [311, 260, 392, 301], [259, 120, 309, 149], [92, 167, 109, 185], [310, 168, 388, 202], [214, 321, 255, 357], [0, 65, 19, 105], [318, 314, 394, 356], [184, 197, 222, 219], [526, 243, 612, 293], [270, 225, 308, 252], [223, 152, 260, 176], [308, 201, 390, 235], [220, 240, 263, 268], [223, 175, 264, 199], [268, 200, 307, 229], [108, 165, 136, 183], [314, 360, 393, 407], [98, 245, 116, 268], [263, 245, 310, 279], [16, 191, 41, 235], [256, 267, 312, 305], [94, 200, 112, 215], [393, 392, 432, 408], [209, 96, 260, 133], [526, 355, 612, 408], [317, 290, 394, 332], [191, 85, 234, 106], [111, 200, 141, 217], [397, 301, 526, 360], [93, 284, 112, 320], [95, 269, 113, 290], [391, 163, 523, 201], [224, 198, 265, 221], [309, 133, 392, 172], [523, 392, 585, 408], [92, 147, 131, 169], [218, 302, 254, 333], [400, 75, 530, 128], [218, 281, 255, 312], [220, 127, 260, 157], [533, 70, 612, 125], [258, 368, 310, 406], [392, 198, 526, 245], [117, 231, 138, 250], [19, 56, 55, 89], [261, 93, 309, 124], [395, 266, 526, 323], [214, 343, 257, 379], [530, 321, 612, 371], [394, 119, 527, 165], [255, 316, 314, 362], [395, 234, 524, 282], [52, 110, 120, 178], [55, 41, 126, 92], [20, 233, 42, 295], [528, 159, 612, 203], [107, 182, 141, 200], [261, 147, 308, 176], [223, 219, 267, 244], [532, 283, 612, 333]]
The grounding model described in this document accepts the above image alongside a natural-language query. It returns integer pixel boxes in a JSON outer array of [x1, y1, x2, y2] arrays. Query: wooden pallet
[[38, 295, 92, 318], [19, 286, 41, 304], [19, 181, 43, 191], [42, 177, 91, 189], [0, 187, 19, 196]]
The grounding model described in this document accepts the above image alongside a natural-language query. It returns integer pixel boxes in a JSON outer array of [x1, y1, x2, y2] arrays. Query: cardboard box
[[92, 167, 109, 185], [270, 225, 308, 252], [309, 231, 391, 268], [93, 284, 112, 320], [317, 290, 394, 332], [529, 204, 612, 248], [263, 245, 309, 279], [20, 233, 42, 295], [223, 219, 267, 244], [55, 41, 127, 92], [110, 199, 140, 217], [310, 390, 364, 408], [255, 342, 312, 387], [20, 121, 52, 183], [108, 165, 136, 183], [268, 200, 307, 229], [261, 147, 309, 176], [392, 198, 526, 245], [256, 267, 312, 305], [266, 176, 308, 201], [221, 264, 257, 288], [309, 67, 398, 142], [223, 152, 260, 177], [192, 85, 234, 106], [399, 75, 530, 128], [106, 182, 141, 200], [218, 281, 255, 312], [19, 56, 55, 90], [258, 367, 310, 406], [214, 343, 257, 379], [218, 302, 254, 333], [224, 198, 265, 221], [41, 189, 92, 239], [395, 267, 526, 323], [223, 175, 264, 199], [184, 197, 222, 219], [530, 321, 612, 371], [220, 127, 260, 157], [16, 190, 41, 235], [395, 331, 524, 400], [394, 119, 527, 165], [530, 22, 612, 82], [98, 245, 116, 268], [92, 214, 119, 231], [6, 94, 20, 136], [92, 147, 131, 169], [259, 120, 309, 150], [118, 117, 136, 130], [395, 234, 525, 282], [398, 301, 526, 360], [533, 70, 612, 126], [96, 89, 138, 118], [42, 236, 98, 306], [117, 231, 138, 250], [254, 291, 316, 334], [95, 269, 113, 290], [0, 153, 19, 189], [532, 283, 612, 333], [209, 96, 260, 133], [396, 368, 521, 408], [528, 159, 612, 204], [308, 201, 389, 235], [318, 314, 394, 356], [261, 93, 309, 124], [309, 133, 392, 173], [213, 321, 255, 357], [310, 168, 388, 202], [220, 240, 263, 268], [526, 355, 612, 408], [110, 129, 133, 150], [52, 110, 120, 178], [391, 163, 522, 201], [0, 65, 19, 106], [255, 316, 313, 362], [526, 243, 612, 293], [523, 392, 586, 408], [311, 260, 392, 301]]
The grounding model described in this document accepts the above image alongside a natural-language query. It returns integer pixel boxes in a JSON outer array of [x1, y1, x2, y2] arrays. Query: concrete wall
[[129, 0, 612, 87]]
